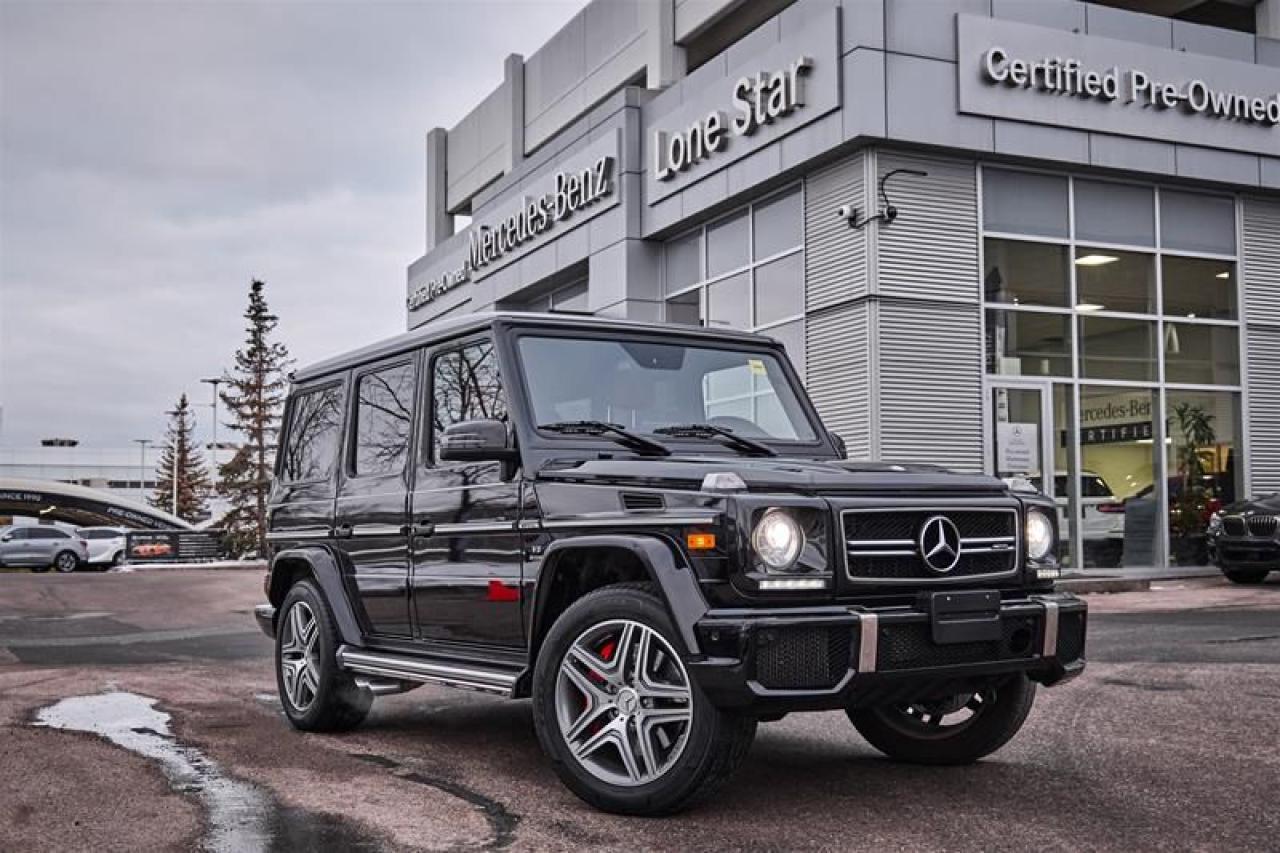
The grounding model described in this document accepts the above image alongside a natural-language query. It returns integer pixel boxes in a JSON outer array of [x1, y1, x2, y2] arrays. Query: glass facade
[[982, 167, 1243, 569], [662, 184, 805, 378]]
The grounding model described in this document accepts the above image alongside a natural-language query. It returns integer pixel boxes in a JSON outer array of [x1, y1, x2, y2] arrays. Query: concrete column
[[424, 128, 452, 252], [1260, 0, 1280, 40], [504, 53, 526, 164], [644, 0, 686, 89]]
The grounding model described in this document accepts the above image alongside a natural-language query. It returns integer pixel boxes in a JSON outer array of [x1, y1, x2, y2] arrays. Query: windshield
[[516, 335, 818, 443]]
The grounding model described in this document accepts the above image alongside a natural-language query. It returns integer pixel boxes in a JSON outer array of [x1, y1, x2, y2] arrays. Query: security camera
[[836, 204, 856, 221]]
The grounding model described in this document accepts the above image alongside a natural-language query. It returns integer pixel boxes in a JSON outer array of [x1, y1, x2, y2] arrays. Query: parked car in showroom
[[76, 526, 127, 568], [1208, 494, 1280, 584], [254, 312, 1087, 816], [1030, 471, 1126, 568], [0, 525, 89, 572]]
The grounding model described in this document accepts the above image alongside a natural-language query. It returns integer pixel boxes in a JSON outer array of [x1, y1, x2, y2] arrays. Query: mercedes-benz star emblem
[[919, 515, 962, 574]]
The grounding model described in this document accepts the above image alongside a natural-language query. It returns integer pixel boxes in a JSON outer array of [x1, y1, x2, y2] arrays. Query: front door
[[410, 336, 526, 650], [987, 379, 1078, 567], [333, 356, 419, 638]]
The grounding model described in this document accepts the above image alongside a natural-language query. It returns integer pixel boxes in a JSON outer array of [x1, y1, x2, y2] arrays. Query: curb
[[1058, 577, 1152, 594]]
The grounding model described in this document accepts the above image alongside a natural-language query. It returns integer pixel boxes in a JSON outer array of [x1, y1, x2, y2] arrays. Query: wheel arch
[[267, 546, 364, 646], [526, 534, 709, 678]]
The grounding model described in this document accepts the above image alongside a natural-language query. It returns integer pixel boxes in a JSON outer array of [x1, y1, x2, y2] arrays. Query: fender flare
[[267, 545, 364, 646], [529, 534, 709, 660]]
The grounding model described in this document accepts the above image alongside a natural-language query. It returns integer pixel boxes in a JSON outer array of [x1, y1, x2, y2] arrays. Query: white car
[[75, 526, 127, 567], [1030, 473, 1126, 568]]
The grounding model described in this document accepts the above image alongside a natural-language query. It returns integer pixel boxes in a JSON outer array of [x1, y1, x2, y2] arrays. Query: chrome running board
[[337, 646, 518, 697]]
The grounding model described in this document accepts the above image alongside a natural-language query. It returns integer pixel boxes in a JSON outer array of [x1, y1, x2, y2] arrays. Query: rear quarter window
[[280, 383, 345, 483]]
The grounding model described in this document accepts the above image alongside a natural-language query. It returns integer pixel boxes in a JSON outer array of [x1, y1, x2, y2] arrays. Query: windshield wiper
[[538, 420, 671, 457], [653, 423, 777, 457]]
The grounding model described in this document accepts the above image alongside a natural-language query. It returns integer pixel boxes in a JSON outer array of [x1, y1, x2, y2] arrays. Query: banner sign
[[126, 529, 225, 563]]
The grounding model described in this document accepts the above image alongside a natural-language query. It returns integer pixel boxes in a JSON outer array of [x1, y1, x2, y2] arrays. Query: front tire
[[53, 551, 79, 573], [1223, 568, 1270, 585], [848, 675, 1036, 765], [275, 580, 371, 732], [532, 584, 756, 816]]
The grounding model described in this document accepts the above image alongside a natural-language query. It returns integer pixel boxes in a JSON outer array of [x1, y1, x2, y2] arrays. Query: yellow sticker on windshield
[[748, 358, 767, 376]]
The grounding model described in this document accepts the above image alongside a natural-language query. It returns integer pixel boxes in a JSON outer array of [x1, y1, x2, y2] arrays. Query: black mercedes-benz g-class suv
[[255, 312, 1086, 815]]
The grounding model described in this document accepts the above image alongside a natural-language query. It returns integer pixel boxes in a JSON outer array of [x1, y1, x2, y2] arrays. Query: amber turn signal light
[[686, 532, 717, 550]]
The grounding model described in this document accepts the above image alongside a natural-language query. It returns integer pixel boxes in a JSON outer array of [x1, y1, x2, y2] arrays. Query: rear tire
[[532, 583, 756, 816], [848, 675, 1036, 765], [53, 551, 80, 573], [1223, 568, 1270, 585], [275, 579, 371, 732]]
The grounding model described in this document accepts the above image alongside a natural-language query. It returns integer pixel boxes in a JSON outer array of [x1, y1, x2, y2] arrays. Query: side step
[[336, 646, 519, 697]]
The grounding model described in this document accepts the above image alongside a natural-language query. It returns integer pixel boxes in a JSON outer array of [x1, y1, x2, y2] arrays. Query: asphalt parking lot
[[2, 569, 1278, 852]]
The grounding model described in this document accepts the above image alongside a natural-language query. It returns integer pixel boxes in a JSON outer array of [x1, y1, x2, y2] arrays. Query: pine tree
[[219, 279, 291, 557], [150, 393, 210, 522]]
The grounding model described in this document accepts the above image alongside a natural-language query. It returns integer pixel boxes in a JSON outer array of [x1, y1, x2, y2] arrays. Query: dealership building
[[406, 0, 1280, 569]]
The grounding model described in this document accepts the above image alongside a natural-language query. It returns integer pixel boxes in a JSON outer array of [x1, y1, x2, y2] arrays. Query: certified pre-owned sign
[[982, 48, 1279, 126], [958, 15, 1280, 156]]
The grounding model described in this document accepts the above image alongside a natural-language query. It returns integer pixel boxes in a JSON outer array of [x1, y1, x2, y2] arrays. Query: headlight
[[1025, 509, 1055, 562], [752, 509, 804, 571], [1207, 512, 1222, 536]]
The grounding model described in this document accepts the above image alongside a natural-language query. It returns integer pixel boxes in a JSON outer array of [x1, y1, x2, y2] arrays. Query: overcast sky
[[0, 0, 588, 448]]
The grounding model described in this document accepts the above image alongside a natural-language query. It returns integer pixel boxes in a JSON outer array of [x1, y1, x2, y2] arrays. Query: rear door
[[410, 335, 526, 649], [333, 355, 420, 638]]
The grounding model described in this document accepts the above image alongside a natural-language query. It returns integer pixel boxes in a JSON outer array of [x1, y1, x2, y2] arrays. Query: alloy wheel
[[279, 601, 321, 712], [54, 552, 77, 573], [555, 619, 693, 787]]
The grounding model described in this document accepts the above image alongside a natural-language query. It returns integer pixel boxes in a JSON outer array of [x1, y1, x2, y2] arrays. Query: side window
[[6, 528, 29, 540], [431, 340, 507, 464], [353, 362, 417, 477], [281, 384, 345, 483]]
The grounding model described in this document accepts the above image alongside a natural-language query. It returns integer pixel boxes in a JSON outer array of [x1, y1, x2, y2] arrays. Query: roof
[[293, 311, 778, 383], [0, 477, 193, 530]]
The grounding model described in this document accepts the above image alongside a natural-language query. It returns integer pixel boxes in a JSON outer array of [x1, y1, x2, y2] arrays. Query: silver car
[[0, 525, 90, 573], [76, 526, 128, 567]]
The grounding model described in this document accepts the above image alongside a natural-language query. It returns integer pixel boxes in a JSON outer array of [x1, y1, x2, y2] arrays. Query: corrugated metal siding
[[878, 300, 984, 471], [1242, 197, 1280, 494], [805, 151, 867, 311], [806, 303, 872, 460], [876, 152, 980, 303]]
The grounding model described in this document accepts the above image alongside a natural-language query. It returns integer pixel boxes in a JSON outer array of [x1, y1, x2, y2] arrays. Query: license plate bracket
[[925, 589, 1001, 645]]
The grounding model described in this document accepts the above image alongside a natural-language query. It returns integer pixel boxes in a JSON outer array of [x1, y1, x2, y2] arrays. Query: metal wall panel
[[806, 303, 872, 460], [876, 151, 981, 303], [1242, 197, 1280, 494], [805, 150, 867, 310], [874, 148, 984, 472], [877, 300, 985, 471]]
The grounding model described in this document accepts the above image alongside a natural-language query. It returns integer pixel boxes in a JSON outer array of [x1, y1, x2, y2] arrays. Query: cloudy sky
[[0, 0, 588, 448]]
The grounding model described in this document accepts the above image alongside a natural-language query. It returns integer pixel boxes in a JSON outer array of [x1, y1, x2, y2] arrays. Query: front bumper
[[688, 592, 1086, 713], [1210, 536, 1280, 569], [254, 604, 277, 639]]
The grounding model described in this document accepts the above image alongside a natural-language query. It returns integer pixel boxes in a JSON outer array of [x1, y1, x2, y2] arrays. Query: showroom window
[[982, 167, 1242, 570], [661, 184, 805, 378]]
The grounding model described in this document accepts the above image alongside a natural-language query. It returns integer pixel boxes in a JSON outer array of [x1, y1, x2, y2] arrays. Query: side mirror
[[827, 430, 848, 460], [439, 419, 519, 464]]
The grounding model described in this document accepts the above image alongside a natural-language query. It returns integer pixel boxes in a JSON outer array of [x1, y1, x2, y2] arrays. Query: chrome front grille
[[1222, 516, 1247, 536], [843, 506, 1020, 583]]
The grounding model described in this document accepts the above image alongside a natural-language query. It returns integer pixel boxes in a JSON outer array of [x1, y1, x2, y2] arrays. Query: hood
[[1222, 493, 1280, 515], [535, 454, 1008, 496]]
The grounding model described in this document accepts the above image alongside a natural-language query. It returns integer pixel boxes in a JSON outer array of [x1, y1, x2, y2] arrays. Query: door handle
[[405, 520, 434, 538], [332, 524, 353, 539]]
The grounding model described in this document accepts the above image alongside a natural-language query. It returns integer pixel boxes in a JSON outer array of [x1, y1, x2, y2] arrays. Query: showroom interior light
[[1075, 302, 1106, 311], [1216, 271, 1230, 279], [1075, 254, 1119, 266]]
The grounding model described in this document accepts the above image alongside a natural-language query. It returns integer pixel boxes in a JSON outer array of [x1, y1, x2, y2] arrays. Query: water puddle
[[34, 691, 380, 852]]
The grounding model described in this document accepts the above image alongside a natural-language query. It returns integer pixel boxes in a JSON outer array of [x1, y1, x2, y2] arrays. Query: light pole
[[165, 408, 181, 517], [200, 377, 222, 489], [132, 438, 152, 501]]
